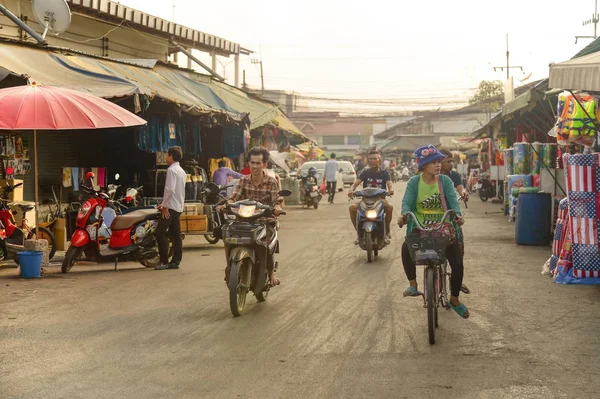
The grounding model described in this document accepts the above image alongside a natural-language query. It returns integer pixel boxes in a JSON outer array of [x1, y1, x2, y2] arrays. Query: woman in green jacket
[[398, 145, 469, 319]]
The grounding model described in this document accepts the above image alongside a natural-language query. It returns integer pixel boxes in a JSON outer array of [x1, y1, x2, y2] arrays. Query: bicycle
[[403, 210, 459, 345]]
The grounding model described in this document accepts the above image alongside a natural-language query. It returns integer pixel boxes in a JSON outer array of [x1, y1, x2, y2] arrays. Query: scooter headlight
[[366, 209, 378, 220], [237, 205, 257, 218]]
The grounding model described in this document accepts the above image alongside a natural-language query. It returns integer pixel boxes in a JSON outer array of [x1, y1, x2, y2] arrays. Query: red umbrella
[[0, 83, 147, 230]]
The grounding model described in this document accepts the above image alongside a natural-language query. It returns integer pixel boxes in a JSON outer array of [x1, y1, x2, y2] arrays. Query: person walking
[[155, 146, 186, 270], [323, 153, 339, 203]]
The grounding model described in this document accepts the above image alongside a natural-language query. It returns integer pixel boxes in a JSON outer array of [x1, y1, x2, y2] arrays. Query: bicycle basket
[[405, 231, 450, 264]]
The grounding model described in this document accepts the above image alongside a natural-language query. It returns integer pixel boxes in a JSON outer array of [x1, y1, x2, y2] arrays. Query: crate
[[180, 215, 208, 233]]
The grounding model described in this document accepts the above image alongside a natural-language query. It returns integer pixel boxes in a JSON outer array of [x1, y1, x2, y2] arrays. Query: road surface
[[1, 182, 599, 398]]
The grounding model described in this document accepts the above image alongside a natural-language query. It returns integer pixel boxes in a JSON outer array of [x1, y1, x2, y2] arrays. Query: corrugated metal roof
[[549, 51, 600, 91]]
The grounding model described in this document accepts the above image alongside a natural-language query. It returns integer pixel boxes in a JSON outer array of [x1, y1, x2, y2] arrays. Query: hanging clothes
[[97, 168, 106, 188], [223, 125, 245, 159], [72, 167, 80, 191], [62, 168, 72, 188]]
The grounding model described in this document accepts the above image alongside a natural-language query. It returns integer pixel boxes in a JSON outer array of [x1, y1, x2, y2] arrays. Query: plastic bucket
[[18, 251, 43, 278]]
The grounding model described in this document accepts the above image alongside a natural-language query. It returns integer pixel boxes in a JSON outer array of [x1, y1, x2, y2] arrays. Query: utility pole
[[242, 70, 248, 90], [172, 0, 176, 22], [251, 58, 264, 94], [575, 0, 599, 43], [493, 33, 523, 80]]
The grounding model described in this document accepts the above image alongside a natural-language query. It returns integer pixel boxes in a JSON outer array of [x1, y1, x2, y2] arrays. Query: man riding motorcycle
[[218, 146, 283, 286], [348, 150, 394, 243], [303, 167, 319, 186]]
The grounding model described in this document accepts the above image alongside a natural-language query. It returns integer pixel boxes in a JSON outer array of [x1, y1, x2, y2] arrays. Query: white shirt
[[402, 167, 409, 176], [383, 160, 391, 170], [162, 162, 186, 213], [324, 159, 339, 182]]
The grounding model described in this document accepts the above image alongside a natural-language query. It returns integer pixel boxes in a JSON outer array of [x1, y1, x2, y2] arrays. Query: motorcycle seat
[[17, 204, 35, 213], [111, 209, 160, 230]]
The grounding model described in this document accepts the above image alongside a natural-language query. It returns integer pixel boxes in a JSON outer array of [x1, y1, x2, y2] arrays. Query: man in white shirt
[[155, 146, 187, 270], [323, 153, 339, 203]]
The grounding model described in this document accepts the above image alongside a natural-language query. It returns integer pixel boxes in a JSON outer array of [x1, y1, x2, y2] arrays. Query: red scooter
[[62, 172, 165, 273]]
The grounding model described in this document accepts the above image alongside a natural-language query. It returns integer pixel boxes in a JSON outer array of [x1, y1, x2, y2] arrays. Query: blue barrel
[[515, 193, 552, 245], [18, 251, 43, 278]]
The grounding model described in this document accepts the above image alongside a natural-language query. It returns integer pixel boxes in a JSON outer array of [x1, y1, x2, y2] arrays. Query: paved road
[[1, 182, 600, 398]]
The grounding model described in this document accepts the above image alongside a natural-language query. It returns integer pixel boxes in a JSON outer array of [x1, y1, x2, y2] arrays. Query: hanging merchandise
[[556, 153, 600, 284], [1, 134, 31, 177], [545, 198, 569, 276], [512, 143, 531, 175], [279, 129, 290, 152], [223, 125, 245, 159], [531, 142, 543, 175], [555, 92, 599, 147], [62, 167, 72, 188], [503, 148, 514, 175]]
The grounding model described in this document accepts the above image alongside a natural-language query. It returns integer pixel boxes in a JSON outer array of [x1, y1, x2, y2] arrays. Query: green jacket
[[401, 174, 462, 234]]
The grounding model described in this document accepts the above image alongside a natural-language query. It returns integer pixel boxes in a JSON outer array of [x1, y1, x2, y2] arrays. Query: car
[[338, 161, 357, 186], [299, 161, 326, 181]]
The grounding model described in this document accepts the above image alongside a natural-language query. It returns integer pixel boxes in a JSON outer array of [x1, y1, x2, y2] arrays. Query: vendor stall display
[[542, 143, 558, 169], [531, 142, 543, 175], [513, 143, 531, 175], [503, 148, 514, 175], [545, 198, 570, 275], [555, 92, 598, 147]]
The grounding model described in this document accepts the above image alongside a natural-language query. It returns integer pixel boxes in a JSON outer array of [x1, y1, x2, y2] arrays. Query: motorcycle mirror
[[115, 173, 120, 181], [278, 189, 292, 197], [86, 172, 95, 180]]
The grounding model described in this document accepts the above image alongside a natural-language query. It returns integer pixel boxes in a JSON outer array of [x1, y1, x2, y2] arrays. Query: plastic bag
[[319, 182, 327, 194]]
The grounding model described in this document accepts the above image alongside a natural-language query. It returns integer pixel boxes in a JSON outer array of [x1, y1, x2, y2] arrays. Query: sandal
[[449, 302, 470, 319], [403, 286, 422, 297], [460, 284, 471, 294]]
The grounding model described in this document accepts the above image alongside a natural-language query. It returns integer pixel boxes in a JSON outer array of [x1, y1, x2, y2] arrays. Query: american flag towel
[[557, 153, 600, 284]]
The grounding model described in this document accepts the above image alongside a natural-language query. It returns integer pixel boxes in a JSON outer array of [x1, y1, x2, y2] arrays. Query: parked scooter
[[352, 188, 389, 263], [62, 172, 166, 273], [476, 174, 503, 202], [0, 182, 57, 263], [222, 190, 291, 317]]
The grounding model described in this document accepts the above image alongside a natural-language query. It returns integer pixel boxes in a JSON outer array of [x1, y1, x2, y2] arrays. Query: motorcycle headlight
[[237, 205, 257, 218], [366, 209, 378, 220]]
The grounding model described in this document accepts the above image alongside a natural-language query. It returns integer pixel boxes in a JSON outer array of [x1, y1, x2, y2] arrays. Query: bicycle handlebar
[[401, 210, 457, 232]]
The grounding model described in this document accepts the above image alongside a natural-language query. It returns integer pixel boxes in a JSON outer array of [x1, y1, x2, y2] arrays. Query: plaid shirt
[[229, 172, 282, 207]]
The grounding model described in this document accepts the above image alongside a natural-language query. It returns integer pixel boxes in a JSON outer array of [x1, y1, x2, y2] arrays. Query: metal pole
[[34, 129, 39, 235], [172, 41, 225, 81], [234, 54, 240, 87], [0, 4, 46, 44], [595, 0, 598, 38], [260, 61, 265, 93], [506, 33, 510, 80]]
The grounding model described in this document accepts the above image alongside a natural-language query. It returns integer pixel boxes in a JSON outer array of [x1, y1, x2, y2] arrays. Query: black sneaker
[[167, 263, 179, 269], [154, 264, 169, 270]]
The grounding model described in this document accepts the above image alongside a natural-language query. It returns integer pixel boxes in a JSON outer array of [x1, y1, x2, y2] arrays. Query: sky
[[117, 0, 597, 114]]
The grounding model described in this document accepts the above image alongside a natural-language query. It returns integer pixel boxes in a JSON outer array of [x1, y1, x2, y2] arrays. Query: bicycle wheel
[[29, 227, 57, 260], [426, 268, 436, 345]]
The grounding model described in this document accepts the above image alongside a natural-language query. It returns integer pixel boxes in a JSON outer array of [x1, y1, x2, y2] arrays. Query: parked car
[[338, 161, 357, 186]]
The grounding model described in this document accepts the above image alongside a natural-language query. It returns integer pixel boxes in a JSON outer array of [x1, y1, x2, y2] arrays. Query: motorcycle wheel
[[62, 245, 83, 273], [229, 259, 251, 317], [204, 234, 220, 244], [28, 227, 57, 260], [140, 236, 175, 268], [365, 231, 373, 263], [479, 190, 489, 202], [313, 201, 319, 209]]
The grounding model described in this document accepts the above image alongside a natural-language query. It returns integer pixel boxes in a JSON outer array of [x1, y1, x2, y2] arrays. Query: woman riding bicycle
[[397, 145, 469, 319]]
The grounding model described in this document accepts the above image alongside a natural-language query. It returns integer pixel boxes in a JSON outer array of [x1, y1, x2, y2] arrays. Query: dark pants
[[156, 209, 182, 265], [401, 241, 464, 297], [326, 181, 337, 201]]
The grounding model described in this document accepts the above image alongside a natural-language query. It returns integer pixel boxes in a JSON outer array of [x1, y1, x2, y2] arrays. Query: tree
[[469, 80, 504, 120]]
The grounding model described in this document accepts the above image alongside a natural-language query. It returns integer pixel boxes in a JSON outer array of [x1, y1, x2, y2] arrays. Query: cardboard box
[[0, 179, 23, 201], [180, 215, 208, 233], [183, 204, 198, 216]]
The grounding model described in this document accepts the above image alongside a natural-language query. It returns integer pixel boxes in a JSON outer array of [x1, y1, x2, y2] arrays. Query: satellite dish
[[32, 0, 71, 39]]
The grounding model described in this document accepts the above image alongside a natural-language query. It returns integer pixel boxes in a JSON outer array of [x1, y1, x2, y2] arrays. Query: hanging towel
[[97, 168, 106, 188], [72, 167, 80, 191], [62, 167, 72, 188], [91, 167, 100, 191]]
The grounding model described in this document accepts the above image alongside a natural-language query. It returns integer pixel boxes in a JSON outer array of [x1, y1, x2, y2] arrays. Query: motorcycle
[[476, 174, 503, 202], [391, 169, 400, 183], [301, 178, 321, 209], [0, 182, 57, 263], [62, 172, 166, 273], [401, 173, 410, 182], [353, 188, 389, 263], [202, 182, 235, 244], [222, 190, 291, 317]]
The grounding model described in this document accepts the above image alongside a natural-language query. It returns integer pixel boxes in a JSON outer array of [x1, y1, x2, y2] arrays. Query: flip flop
[[403, 286, 422, 297], [460, 284, 471, 294], [448, 302, 470, 319]]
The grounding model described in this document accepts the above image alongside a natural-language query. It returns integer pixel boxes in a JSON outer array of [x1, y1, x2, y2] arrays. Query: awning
[[379, 135, 440, 153], [0, 40, 309, 141], [502, 79, 549, 117], [549, 51, 600, 91]]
